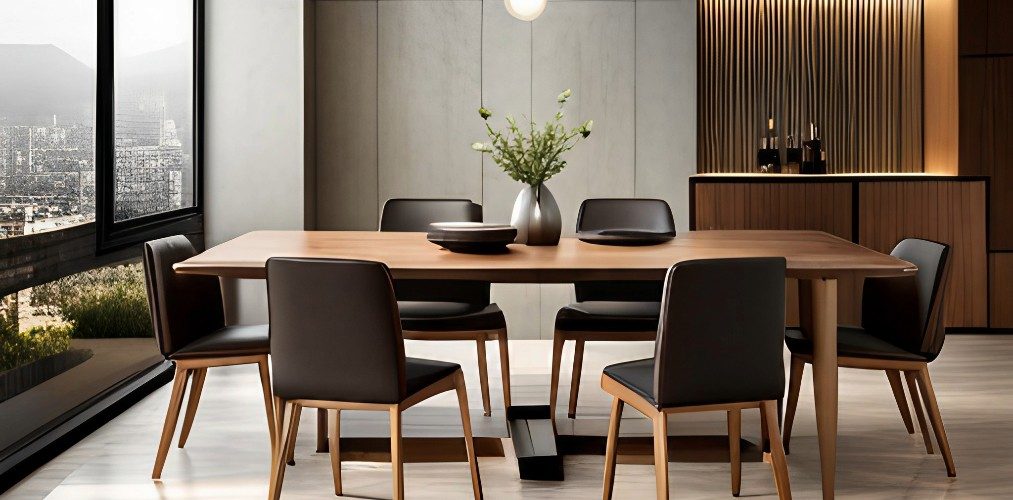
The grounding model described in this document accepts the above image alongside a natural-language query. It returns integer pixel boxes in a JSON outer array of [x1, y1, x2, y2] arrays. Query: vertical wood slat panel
[[697, 0, 923, 173], [858, 181, 988, 327]]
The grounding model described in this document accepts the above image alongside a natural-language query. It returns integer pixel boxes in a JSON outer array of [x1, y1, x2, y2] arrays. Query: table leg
[[800, 278, 838, 500]]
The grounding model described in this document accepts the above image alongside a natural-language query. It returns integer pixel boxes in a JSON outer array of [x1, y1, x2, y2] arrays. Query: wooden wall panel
[[987, 0, 1013, 54], [960, 57, 1013, 251], [959, 0, 988, 55], [694, 182, 852, 238], [692, 178, 989, 329], [693, 181, 858, 325], [858, 181, 988, 327], [991, 254, 1013, 328], [990, 58, 1013, 251], [697, 0, 924, 173]]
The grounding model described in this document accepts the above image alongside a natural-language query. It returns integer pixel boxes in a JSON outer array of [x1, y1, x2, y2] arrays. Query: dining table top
[[173, 229, 916, 282]]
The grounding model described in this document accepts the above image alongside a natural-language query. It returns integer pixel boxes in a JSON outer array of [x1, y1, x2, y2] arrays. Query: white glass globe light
[[504, 0, 547, 21]]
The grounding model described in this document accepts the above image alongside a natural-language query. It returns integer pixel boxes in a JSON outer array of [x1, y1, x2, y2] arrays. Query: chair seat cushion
[[604, 356, 785, 409], [405, 357, 461, 396], [602, 358, 658, 406], [398, 302, 506, 332], [170, 324, 270, 360], [555, 301, 661, 332], [785, 326, 927, 362]]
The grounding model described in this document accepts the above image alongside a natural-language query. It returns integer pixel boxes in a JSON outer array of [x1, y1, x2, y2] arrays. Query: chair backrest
[[574, 198, 676, 302], [861, 238, 950, 361], [380, 198, 490, 305], [142, 235, 226, 358], [653, 258, 787, 407], [266, 258, 408, 403]]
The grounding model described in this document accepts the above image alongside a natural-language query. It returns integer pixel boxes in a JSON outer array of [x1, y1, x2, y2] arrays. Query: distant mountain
[[118, 43, 193, 154], [0, 44, 94, 126]]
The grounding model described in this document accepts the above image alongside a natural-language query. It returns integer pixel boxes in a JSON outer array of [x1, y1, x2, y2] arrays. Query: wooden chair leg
[[602, 397, 624, 500], [152, 366, 190, 479], [269, 401, 298, 500], [497, 331, 512, 410], [653, 412, 669, 499], [390, 406, 405, 500], [886, 369, 915, 434], [329, 409, 342, 495], [728, 409, 741, 497], [455, 371, 483, 500], [904, 370, 934, 454], [568, 340, 585, 419], [915, 368, 957, 477], [257, 358, 277, 449], [286, 404, 303, 465], [549, 333, 565, 424], [273, 396, 284, 453], [782, 355, 804, 454], [177, 367, 206, 448], [316, 408, 329, 452], [762, 401, 792, 500], [476, 340, 492, 417], [760, 402, 771, 454]]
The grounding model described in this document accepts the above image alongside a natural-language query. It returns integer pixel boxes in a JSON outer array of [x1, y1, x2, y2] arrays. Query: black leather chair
[[551, 198, 673, 420], [600, 258, 791, 500], [782, 238, 955, 477], [142, 235, 275, 480], [266, 258, 482, 500], [285, 199, 509, 464], [382, 199, 510, 417]]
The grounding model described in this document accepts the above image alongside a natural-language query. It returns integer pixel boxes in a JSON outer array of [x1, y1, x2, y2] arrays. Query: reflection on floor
[[0, 338, 162, 454], [7, 336, 1013, 499]]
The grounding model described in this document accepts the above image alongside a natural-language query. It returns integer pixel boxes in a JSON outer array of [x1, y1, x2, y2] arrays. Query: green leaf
[[477, 88, 591, 185]]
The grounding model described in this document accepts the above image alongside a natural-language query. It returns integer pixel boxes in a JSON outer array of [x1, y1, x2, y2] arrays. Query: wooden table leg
[[316, 408, 329, 453], [800, 278, 838, 500]]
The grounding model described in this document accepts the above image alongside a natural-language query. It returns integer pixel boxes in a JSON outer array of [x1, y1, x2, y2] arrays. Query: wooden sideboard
[[690, 174, 1000, 330]]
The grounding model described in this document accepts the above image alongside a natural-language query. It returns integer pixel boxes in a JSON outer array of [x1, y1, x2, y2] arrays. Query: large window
[[0, 1, 97, 238], [0, 0, 202, 485], [98, 0, 203, 251], [114, 0, 195, 222]]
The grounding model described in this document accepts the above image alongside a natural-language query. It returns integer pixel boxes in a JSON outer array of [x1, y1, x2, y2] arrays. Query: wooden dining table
[[175, 229, 915, 499]]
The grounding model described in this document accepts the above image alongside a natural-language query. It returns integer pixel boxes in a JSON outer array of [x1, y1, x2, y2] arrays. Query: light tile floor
[[6, 336, 1012, 499]]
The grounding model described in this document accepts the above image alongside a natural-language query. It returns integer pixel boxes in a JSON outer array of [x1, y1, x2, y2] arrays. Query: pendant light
[[504, 0, 547, 21]]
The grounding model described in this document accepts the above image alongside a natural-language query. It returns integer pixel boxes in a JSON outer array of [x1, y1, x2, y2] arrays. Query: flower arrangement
[[472, 89, 593, 186]]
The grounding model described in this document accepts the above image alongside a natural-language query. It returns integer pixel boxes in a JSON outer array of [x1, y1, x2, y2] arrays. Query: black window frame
[[95, 0, 205, 253], [0, 0, 204, 489]]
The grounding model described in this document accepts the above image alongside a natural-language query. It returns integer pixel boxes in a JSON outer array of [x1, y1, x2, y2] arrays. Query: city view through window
[[1, 0, 195, 240], [0, 2, 191, 447]]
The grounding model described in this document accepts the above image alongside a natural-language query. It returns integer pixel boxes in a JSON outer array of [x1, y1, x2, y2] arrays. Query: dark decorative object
[[758, 117, 782, 173], [785, 135, 802, 174], [426, 222, 517, 254], [577, 229, 675, 246], [801, 123, 827, 174], [510, 184, 562, 246]]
